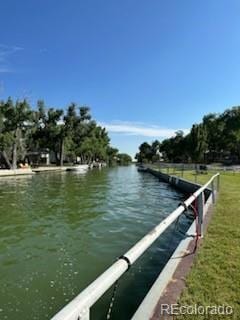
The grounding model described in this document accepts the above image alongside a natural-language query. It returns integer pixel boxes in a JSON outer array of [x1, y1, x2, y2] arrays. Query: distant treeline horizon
[[0, 97, 132, 169], [136, 106, 240, 164]]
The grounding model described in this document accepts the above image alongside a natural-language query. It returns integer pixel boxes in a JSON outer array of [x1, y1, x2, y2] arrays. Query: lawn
[[162, 169, 240, 320]]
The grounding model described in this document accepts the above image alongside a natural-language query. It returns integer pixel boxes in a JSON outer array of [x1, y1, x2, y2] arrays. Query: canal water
[[0, 165, 193, 320]]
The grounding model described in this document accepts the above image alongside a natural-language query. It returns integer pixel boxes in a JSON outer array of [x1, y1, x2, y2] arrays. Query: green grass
[[161, 170, 240, 319]]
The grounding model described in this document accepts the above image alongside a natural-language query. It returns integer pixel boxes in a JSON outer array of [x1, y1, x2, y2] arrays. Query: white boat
[[66, 165, 89, 172]]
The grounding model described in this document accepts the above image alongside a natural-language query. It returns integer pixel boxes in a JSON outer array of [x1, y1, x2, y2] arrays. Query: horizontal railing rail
[[148, 161, 239, 173], [51, 172, 220, 320]]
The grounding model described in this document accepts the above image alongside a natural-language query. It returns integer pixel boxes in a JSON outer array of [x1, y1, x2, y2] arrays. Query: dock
[[0, 168, 34, 177], [0, 166, 67, 177], [32, 166, 67, 173]]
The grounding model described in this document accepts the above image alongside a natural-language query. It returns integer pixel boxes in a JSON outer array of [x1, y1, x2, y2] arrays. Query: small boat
[[66, 165, 89, 172]]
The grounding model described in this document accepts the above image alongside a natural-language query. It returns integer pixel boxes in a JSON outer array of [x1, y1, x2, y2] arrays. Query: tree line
[[0, 98, 132, 169], [136, 106, 240, 164]]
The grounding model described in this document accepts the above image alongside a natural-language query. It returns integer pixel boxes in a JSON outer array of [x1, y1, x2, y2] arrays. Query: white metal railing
[[51, 173, 220, 320]]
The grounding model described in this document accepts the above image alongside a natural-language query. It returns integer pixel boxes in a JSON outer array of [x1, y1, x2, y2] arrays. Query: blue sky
[[1, 1, 240, 157]]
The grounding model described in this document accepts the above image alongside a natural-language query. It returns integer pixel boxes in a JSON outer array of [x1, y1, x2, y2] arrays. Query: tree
[[160, 131, 187, 162], [106, 146, 119, 165], [1, 98, 32, 169], [0, 101, 12, 168], [117, 153, 132, 165], [59, 103, 79, 166], [136, 142, 153, 163], [151, 140, 161, 162], [220, 107, 240, 159], [0, 97, 135, 168], [202, 113, 224, 161], [186, 124, 207, 162], [31, 101, 63, 165]]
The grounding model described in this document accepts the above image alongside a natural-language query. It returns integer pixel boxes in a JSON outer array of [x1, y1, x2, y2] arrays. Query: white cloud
[[99, 121, 189, 138], [0, 44, 23, 60], [0, 44, 23, 73]]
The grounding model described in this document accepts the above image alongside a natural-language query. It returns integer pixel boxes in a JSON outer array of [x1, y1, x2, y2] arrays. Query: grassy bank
[[161, 169, 240, 319]]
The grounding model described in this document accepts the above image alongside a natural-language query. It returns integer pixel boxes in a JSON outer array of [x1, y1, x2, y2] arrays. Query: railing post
[[80, 308, 90, 320], [211, 180, 215, 203], [197, 192, 204, 237], [216, 174, 220, 192], [51, 173, 220, 320]]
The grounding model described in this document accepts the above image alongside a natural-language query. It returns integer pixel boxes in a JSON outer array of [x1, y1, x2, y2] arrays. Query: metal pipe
[[217, 174, 220, 191], [211, 181, 215, 203], [51, 173, 220, 320], [51, 260, 128, 320], [197, 192, 204, 236]]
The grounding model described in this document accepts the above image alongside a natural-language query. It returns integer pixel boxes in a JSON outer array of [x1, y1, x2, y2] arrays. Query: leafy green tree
[[117, 153, 132, 165], [159, 131, 187, 162], [186, 124, 207, 162], [106, 146, 119, 165], [220, 107, 240, 159], [136, 142, 152, 163], [59, 103, 79, 166], [1, 98, 32, 169], [202, 113, 225, 162], [0, 101, 12, 168], [0, 97, 140, 169], [30, 100, 63, 164], [151, 140, 161, 162]]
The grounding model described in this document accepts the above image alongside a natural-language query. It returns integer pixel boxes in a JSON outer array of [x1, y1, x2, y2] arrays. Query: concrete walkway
[[0, 168, 34, 177], [0, 166, 81, 176]]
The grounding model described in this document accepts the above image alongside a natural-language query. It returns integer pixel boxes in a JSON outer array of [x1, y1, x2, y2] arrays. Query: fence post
[[211, 180, 215, 203], [216, 174, 220, 191], [197, 192, 204, 237], [80, 308, 90, 320]]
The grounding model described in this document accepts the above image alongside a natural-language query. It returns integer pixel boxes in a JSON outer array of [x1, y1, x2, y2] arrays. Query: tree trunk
[[55, 151, 59, 166], [12, 141, 17, 170], [60, 139, 64, 167], [12, 129, 20, 170], [0, 151, 12, 169]]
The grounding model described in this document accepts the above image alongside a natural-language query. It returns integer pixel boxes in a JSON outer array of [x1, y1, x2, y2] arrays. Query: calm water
[[0, 165, 192, 320]]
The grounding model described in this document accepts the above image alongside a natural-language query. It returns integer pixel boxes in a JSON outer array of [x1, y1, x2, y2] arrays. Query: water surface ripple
[[0, 165, 192, 320]]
